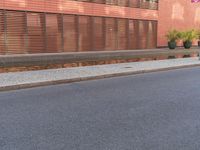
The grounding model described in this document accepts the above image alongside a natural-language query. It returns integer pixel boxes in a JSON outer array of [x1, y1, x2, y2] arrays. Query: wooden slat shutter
[[138, 20, 148, 49], [117, 18, 128, 50], [92, 0, 105, 4], [27, 12, 45, 53], [78, 16, 92, 51], [0, 10, 5, 54], [117, 0, 129, 6], [128, 20, 140, 49], [105, 18, 117, 50], [129, 0, 140, 7], [46, 14, 62, 53], [6, 11, 26, 54], [63, 15, 78, 52], [93, 17, 104, 51]]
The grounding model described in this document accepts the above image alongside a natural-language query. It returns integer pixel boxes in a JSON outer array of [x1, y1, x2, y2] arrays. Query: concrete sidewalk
[[0, 57, 200, 91]]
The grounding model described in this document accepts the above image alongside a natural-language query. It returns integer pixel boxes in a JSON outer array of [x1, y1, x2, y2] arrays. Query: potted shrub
[[165, 30, 180, 49], [196, 30, 200, 47], [180, 30, 198, 49]]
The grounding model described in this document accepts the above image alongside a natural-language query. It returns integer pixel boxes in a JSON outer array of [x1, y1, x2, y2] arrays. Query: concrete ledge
[[0, 57, 200, 92], [0, 48, 199, 67]]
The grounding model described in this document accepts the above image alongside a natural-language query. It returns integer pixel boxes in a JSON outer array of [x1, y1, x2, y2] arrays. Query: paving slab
[[0, 57, 200, 91]]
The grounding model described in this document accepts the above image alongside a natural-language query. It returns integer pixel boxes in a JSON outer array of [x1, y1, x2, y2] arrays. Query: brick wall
[[0, 0, 158, 20], [158, 0, 200, 47]]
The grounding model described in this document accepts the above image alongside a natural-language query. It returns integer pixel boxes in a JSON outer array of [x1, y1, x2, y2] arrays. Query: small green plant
[[166, 30, 181, 49], [196, 30, 200, 40], [196, 30, 200, 47], [180, 29, 198, 42], [165, 29, 181, 42], [180, 30, 198, 49]]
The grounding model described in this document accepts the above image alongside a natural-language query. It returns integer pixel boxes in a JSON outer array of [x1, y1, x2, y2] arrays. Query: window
[[0, 10, 5, 54], [92, 17, 105, 51], [6, 11, 26, 54], [117, 0, 129, 7], [46, 14, 62, 53], [140, 0, 158, 9], [77, 0, 91, 2], [0, 9, 158, 55], [138, 20, 148, 49], [117, 19, 128, 50], [63, 15, 78, 52], [128, 20, 139, 49], [27, 13, 45, 53], [71, 0, 158, 10], [92, 0, 105, 4], [129, 0, 140, 7], [106, 0, 117, 5], [147, 21, 157, 48], [78, 16, 92, 51], [105, 18, 117, 50]]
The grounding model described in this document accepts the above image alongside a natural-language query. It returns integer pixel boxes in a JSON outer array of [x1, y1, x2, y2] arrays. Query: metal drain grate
[[124, 66, 133, 69]]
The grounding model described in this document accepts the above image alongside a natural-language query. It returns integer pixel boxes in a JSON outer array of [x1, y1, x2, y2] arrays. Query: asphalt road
[[1, 67, 200, 150]]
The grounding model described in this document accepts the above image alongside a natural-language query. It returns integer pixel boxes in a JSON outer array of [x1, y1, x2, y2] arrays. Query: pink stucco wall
[[158, 0, 200, 47]]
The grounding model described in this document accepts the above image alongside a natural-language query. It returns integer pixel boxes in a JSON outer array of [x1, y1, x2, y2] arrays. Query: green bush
[[180, 30, 198, 42], [165, 29, 181, 42], [196, 30, 200, 40]]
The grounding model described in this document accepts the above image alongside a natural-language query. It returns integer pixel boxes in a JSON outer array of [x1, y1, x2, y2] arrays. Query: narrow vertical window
[[138, 20, 148, 49], [128, 20, 139, 49], [6, 11, 26, 54], [27, 13, 45, 53], [105, 18, 117, 50], [129, 0, 140, 7], [63, 15, 77, 52], [46, 14, 62, 53], [117, 19, 128, 50], [92, 0, 105, 4], [78, 16, 92, 51], [0, 10, 5, 54], [117, 0, 129, 7], [106, 0, 117, 5], [92, 17, 104, 51]]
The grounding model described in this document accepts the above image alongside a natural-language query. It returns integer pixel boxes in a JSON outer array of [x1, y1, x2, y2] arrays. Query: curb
[[0, 63, 200, 92]]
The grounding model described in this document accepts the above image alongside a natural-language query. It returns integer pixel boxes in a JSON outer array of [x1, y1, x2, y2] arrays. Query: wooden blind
[[138, 20, 148, 49], [77, 0, 91, 2], [27, 13, 45, 53], [105, 18, 117, 50], [140, 0, 158, 9], [118, 0, 129, 6], [106, 0, 118, 5], [72, 0, 158, 9], [93, 0, 105, 4], [78, 16, 92, 51], [0, 9, 158, 55], [150, 21, 157, 48], [129, 0, 140, 7], [63, 15, 77, 52], [46, 14, 62, 53], [6, 11, 26, 54], [117, 19, 128, 50], [0, 10, 5, 54], [128, 20, 139, 49], [93, 17, 104, 51]]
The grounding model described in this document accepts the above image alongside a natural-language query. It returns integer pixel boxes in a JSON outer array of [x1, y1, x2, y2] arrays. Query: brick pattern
[[158, 0, 200, 47], [0, 0, 158, 20]]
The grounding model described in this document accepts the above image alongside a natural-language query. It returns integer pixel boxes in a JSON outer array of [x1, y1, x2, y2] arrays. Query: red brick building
[[0, 0, 199, 55]]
